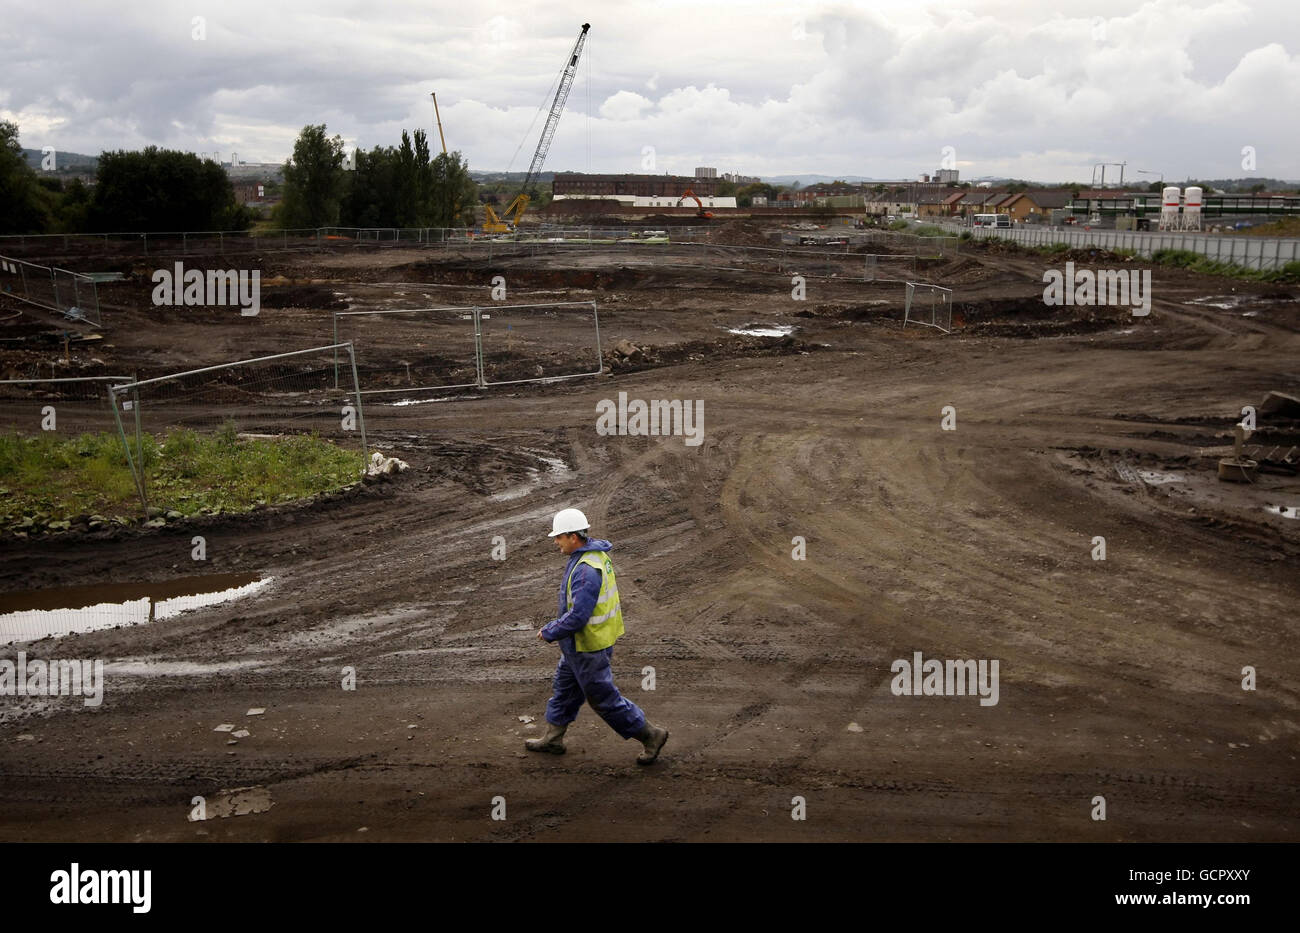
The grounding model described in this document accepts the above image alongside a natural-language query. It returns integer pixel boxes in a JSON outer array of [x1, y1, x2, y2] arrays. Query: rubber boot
[[525, 722, 567, 754], [634, 722, 669, 765]]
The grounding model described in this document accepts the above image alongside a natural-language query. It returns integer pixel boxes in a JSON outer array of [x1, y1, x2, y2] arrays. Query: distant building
[[935, 169, 959, 184], [232, 182, 267, 206], [551, 194, 737, 209], [552, 172, 718, 198], [695, 167, 718, 178]]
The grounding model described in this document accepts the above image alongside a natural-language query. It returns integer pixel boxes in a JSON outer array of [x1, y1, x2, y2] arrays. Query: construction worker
[[527, 507, 669, 765]]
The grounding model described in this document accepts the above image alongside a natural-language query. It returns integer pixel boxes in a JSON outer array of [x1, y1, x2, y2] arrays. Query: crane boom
[[520, 22, 589, 196], [484, 23, 590, 233]]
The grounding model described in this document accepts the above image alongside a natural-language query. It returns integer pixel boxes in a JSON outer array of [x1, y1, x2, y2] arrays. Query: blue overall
[[539, 538, 646, 739]]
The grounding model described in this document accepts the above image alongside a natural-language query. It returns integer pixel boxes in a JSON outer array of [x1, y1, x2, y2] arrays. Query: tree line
[[276, 124, 477, 230], [0, 120, 478, 236]]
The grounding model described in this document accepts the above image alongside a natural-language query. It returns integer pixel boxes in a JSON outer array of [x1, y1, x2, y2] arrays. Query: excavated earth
[[0, 234, 1297, 842]]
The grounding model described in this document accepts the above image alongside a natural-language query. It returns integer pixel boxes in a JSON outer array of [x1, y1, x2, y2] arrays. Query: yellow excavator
[[483, 23, 590, 234]]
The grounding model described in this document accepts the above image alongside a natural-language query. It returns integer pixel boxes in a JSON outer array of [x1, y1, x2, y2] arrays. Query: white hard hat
[[549, 508, 590, 537]]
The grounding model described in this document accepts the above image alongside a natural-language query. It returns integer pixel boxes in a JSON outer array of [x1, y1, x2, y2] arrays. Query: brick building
[[552, 173, 719, 198]]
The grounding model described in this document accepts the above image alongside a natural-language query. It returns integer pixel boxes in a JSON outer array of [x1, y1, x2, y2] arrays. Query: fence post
[[109, 386, 149, 513], [473, 308, 487, 389], [347, 345, 368, 462]]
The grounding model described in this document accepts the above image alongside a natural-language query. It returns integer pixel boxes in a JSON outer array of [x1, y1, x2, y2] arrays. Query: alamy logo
[[1042, 261, 1150, 316], [50, 863, 150, 913], [0, 652, 103, 706], [151, 263, 260, 316], [890, 651, 999, 706], [596, 391, 703, 447]]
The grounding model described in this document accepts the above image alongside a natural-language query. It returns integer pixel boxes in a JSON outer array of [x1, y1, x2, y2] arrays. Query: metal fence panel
[[955, 225, 1296, 270], [903, 282, 954, 333], [0, 255, 100, 326], [478, 302, 602, 386], [333, 307, 482, 393], [107, 344, 367, 513]]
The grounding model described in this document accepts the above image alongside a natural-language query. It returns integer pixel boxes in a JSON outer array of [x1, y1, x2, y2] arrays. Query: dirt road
[[2, 237, 1297, 841]]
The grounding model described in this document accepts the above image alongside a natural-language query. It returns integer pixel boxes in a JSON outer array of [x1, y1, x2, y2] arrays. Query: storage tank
[[1183, 186, 1203, 230], [1160, 186, 1181, 230]]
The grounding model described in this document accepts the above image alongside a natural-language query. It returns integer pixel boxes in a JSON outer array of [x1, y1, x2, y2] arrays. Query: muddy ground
[[1, 233, 1297, 842]]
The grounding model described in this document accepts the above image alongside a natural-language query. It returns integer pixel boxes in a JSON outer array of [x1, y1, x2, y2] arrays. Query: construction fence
[[333, 302, 602, 394], [903, 283, 955, 334], [107, 344, 368, 513], [936, 222, 1300, 271], [0, 255, 101, 325]]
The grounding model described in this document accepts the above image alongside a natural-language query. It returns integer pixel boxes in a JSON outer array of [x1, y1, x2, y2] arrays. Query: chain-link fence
[[334, 302, 602, 394], [333, 306, 482, 393], [0, 255, 101, 325], [903, 283, 955, 333], [478, 302, 602, 386], [107, 344, 367, 513]]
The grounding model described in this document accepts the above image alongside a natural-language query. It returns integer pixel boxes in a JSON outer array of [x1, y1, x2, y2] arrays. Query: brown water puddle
[[0, 573, 270, 644]]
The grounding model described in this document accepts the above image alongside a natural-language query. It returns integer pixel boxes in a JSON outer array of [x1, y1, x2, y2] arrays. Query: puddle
[[389, 395, 482, 407], [192, 785, 273, 821], [1188, 295, 1244, 310], [80, 272, 127, 283], [0, 573, 270, 644], [488, 452, 571, 502], [1137, 469, 1185, 485], [725, 324, 796, 338], [1265, 505, 1299, 519], [104, 658, 270, 677]]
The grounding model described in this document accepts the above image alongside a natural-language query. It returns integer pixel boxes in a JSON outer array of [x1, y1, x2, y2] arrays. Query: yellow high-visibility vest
[[566, 550, 625, 652]]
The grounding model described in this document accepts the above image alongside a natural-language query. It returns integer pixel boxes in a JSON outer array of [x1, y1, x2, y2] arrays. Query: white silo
[[1159, 186, 1181, 231], [1183, 186, 1203, 231]]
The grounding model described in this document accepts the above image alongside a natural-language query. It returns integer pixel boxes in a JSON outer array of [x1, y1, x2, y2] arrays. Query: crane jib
[[518, 23, 589, 197], [485, 23, 589, 234]]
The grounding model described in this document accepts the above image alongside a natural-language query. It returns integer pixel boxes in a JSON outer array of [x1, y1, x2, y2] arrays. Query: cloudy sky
[[3, 0, 1297, 182]]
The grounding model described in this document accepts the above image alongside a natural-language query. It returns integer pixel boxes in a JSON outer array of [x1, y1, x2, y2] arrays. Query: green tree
[[430, 151, 479, 228], [339, 132, 476, 228], [88, 147, 246, 232], [55, 178, 92, 232], [0, 121, 54, 233], [278, 125, 347, 229]]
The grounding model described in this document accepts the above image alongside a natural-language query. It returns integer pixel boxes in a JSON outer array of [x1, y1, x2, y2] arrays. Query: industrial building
[[552, 173, 719, 198]]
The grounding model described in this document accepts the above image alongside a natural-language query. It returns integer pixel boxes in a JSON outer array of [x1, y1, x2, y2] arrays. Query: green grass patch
[[910, 224, 950, 238], [1150, 249, 1300, 283], [0, 424, 366, 532]]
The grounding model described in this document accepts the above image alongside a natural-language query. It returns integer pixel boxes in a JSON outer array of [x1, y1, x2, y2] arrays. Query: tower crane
[[483, 23, 590, 234]]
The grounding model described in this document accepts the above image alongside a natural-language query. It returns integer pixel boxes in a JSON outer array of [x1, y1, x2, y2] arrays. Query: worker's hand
[[536, 629, 548, 642]]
